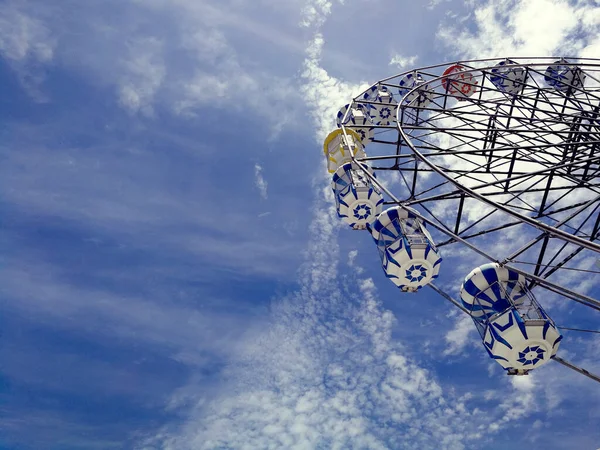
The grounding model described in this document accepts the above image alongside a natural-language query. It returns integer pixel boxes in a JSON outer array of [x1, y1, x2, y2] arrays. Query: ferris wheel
[[324, 57, 600, 382]]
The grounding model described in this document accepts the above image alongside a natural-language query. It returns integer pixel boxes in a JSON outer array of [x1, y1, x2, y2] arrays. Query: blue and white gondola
[[460, 263, 562, 374], [363, 85, 398, 126], [398, 72, 434, 109], [331, 162, 383, 230], [544, 59, 586, 93], [336, 103, 374, 145], [488, 60, 527, 95], [460, 263, 527, 321], [367, 206, 442, 292]]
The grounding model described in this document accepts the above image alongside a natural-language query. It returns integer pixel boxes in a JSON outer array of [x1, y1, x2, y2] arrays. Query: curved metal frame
[[337, 57, 600, 382]]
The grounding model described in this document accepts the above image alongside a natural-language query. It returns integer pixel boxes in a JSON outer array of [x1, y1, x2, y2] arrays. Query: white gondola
[[331, 162, 383, 230], [398, 72, 434, 108], [336, 103, 374, 145], [441, 64, 479, 100], [488, 60, 526, 95], [323, 129, 366, 174], [460, 263, 562, 375], [367, 206, 442, 292], [363, 85, 398, 126], [544, 59, 586, 93]]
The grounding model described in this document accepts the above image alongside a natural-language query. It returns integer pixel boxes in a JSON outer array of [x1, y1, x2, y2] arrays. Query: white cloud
[[131, 3, 600, 448], [0, 4, 54, 62], [348, 249, 358, 265], [0, 2, 55, 100], [443, 314, 477, 356], [437, 0, 600, 58], [138, 196, 498, 449], [510, 373, 535, 391], [300, 0, 334, 28], [427, 0, 450, 9], [254, 163, 268, 200], [0, 259, 257, 368], [0, 0, 303, 135], [347, 249, 365, 274], [296, 0, 372, 142], [301, 32, 370, 142], [0, 126, 304, 279], [3, 0, 599, 446], [389, 54, 417, 70], [118, 37, 165, 116]]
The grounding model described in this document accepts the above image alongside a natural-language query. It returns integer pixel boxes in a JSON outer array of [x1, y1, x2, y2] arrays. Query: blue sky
[[1, 0, 599, 449]]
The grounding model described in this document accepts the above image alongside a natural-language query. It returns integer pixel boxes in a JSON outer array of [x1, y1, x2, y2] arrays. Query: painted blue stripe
[[552, 335, 563, 349], [543, 321, 550, 340], [387, 208, 399, 222], [504, 281, 519, 299], [379, 226, 398, 240], [391, 218, 403, 237], [492, 312, 514, 332], [338, 197, 349, 208], [462, 279, 481, 297], [385, 252, 402, 269], [424, 244, 431, 260], [483, 331, 495, 349], [404, 237, 413, 259], [484, 346, 509, 362], [514, 312, 528, 340], [465, 284, 497, 309], [489, 326, 513, 350], [388, 244, 404, 256], [481, 266, 503, 300], [507, 269, 520, 283], [462, 303, 494, 315]]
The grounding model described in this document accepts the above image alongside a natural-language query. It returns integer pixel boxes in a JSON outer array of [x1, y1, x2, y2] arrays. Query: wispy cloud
[[0, 258, 259, 364], [0, 3, 54, 62], [300, 0, 333, 28], [0, 1, 55, 100], [347, 249, 364, 274], [0, 0, 304, 135], [254, 163, 268, 200], [118, 37, 165, 116], [389, 54, 418, 69], [443, 313, 477, 356], [3, 0, 599, 447], [130, 2, 600, 448], [138, 193, 574, 448], [301, 31, 370, 141]]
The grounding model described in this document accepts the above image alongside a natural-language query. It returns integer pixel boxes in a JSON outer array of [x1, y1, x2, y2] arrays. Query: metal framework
[[340, 57, 600, 382]]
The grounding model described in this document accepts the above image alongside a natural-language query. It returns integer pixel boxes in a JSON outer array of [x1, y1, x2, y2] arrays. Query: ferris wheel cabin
[[323, 129, 366, 174], [336, 104, 374, 145], [367, 207, 442, 292], [331, 162, 383, 230], [460, 263, 562, 375], [362, 85, 397, 127]]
